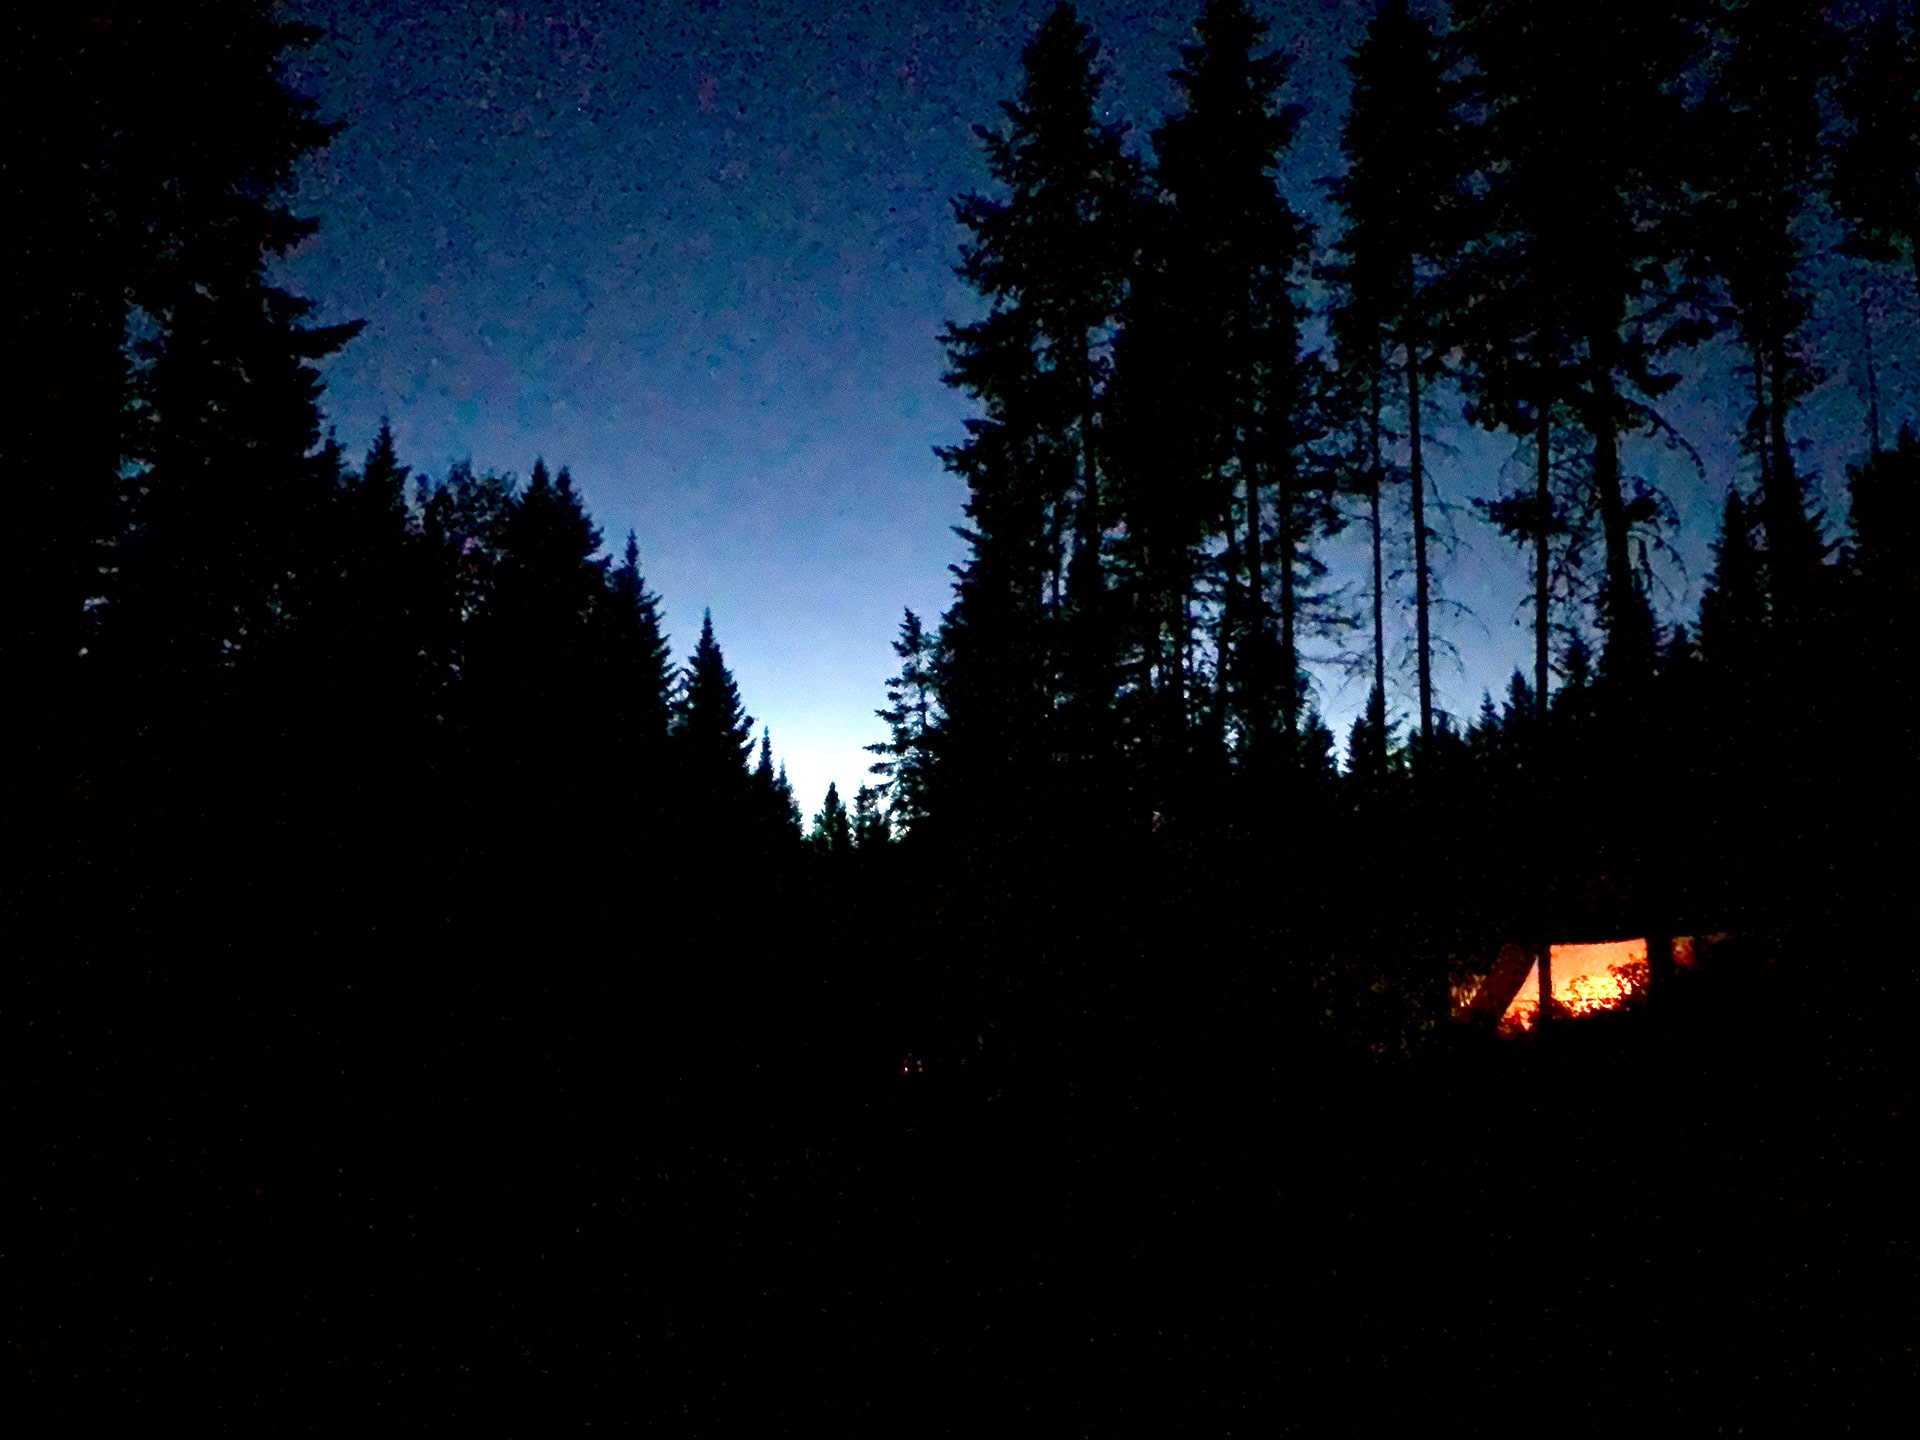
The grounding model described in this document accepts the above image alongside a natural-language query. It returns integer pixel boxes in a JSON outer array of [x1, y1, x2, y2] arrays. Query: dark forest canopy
[[3, 2, 1914, 1430], [3, 0, 1914, 1049], [908, 0, 1915, 951], [3, 0, 1914, 1056], [4, 2, 1916, 844]]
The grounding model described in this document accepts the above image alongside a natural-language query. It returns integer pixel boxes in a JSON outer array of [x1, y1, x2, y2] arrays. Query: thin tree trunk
[[1768, 339, 1794, 507], [1246, 462, 1263, 748], [1535, 407, 1551, 721], [1593, 421, 1635, 657], [1408, 336, 1431, 747], [1180, 585, 1194, 760], [1370, 368, 1386, 745], [1534, 407, 1553, 1032], [1863, 284, 1883, 457], [1047, 504, 1064, 612], [1081, 402, 1100, 582], [1587, 343, 1640, 676], [1769, 335, 1797, 606], [1765, 329, 1812, 624], [1753, 345, 1773, 495], [1277, 454, 1297, 735], [1136, 520, 1159, 788], [1074, 396, 1102, 776], [1221, 504, 1241, 739]]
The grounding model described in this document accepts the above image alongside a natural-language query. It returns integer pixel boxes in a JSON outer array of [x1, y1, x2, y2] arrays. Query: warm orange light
[[1499, 940, 1649, 1032]]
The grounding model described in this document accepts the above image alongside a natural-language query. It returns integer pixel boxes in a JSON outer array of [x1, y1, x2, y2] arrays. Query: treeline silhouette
[[4, 2, 1911, 1432], [876, 0, 1917, 1070]]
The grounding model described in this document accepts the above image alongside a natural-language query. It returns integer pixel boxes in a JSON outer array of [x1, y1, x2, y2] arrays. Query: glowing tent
[[1455, 937, 1705, 1032]]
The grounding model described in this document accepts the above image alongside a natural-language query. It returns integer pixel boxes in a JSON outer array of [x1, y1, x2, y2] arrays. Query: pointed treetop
[[810, 781, 853, 858], [676, 608, 755, 779], [354, 419, 411, 529], [365, 419, 406, 483]]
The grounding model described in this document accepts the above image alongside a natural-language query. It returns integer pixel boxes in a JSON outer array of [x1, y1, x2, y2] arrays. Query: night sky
[[276, 0, 1917, 814]]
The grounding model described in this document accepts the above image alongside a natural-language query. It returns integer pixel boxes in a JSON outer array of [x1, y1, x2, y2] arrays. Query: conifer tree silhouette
[[866, 609, 940, 836], [810, 781, 853, 860], [314, 422, 424, 756], [1327, 0, 1466, 750], [1456, 0, 1710, 683], [936, 2, 1137, 844], [852, 785, 892, 852], [1832, 4, 1920, 299], [1144, 0, 1318, 761], [3, 5, 359, 804], [491, 461, 607, 675], [674, 609, 755, 809], [605, 531, 674, 754], [1698, 487, 1769, 683], [1699, 0, 1838, 623]]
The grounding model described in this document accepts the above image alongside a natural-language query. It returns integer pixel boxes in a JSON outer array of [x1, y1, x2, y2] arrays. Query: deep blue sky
[[276, 0, 1915, 815]]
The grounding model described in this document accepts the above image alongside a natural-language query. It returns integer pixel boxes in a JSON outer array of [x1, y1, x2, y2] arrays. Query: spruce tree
[[3, 5, 359, 797], [1456, 0, 1712, 683], [1138, 0, 1318, 762], [1108, 198, 1209, 789], [749, 729, 807, 858], [103, 2, 364, 690], [114, 258, 361, 689], [1472, 428, 1588, 732], [866, 609, 940, 835], [936, 2, 1137, 843], [490, 460, 609, 694], [1325, 293, 1394, 774], [674, 609, 755, 806], [319, 422, 423, 725], [810, 782, 853, 860], [414, 460, 517, 730], [852, 785, 893, 851], [1845, 427, 1920, 763], [604, 531, 675, 752], [1697, 487, 1768, 679], [774, 760, 805, 842], [1700, 0, 1839, 621], [448, 458, 608, 825], [1327, 0, 1467, 750]]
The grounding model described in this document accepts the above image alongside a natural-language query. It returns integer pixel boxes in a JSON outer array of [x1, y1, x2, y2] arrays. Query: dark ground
[[5, 865, 1911, 1434]]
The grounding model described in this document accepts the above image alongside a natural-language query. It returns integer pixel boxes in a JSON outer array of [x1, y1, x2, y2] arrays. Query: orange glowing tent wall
[[1456, 938, 1702, 1030]]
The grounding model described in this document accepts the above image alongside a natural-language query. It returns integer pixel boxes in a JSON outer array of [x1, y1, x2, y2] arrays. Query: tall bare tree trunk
[[1407, 335, 1431, 747], [1586, 337, 1641, 675], [1081, 401, 1100, 572], [1535, 407, 1551, 721], [1753, 346, 1773, 494], [1220, 498, 1241, 739], [1371, 369, 1386, 740], [1768, 333, 1802, 619], [1862, 284, 1883, 457], [1534, 405, 1554, 1030], [1277, 452, 1298, 736], [1246, 456, 1264, 749]]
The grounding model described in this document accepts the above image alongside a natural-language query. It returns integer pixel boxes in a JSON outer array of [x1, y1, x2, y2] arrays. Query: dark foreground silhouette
[[8, 788, 1910, 1433], [5, 3, 1915, 1429]]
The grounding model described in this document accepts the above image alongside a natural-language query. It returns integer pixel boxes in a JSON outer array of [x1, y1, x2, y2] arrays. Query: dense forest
[[5, 1, 1913, 1430]]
